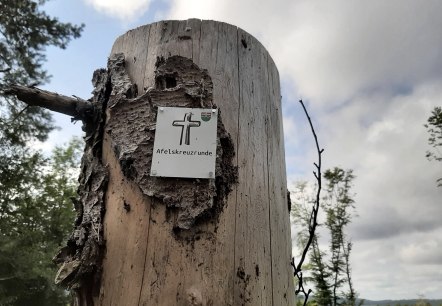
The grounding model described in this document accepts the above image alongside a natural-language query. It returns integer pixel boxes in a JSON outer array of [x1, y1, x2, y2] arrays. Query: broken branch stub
[[4, 84, 94, 121]]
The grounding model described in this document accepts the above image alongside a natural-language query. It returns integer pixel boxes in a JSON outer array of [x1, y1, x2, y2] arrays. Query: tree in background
[[424, 106, 442, 187], [323, 168, 357, 306], [0, 1, 83, 304], [0, 0, 83, 185], [0, 138, 82, 305], [291, 167, 359, 306], [292, 182, 333, 306], [0, 0, 83, 146], [309, 235, 333, 306]]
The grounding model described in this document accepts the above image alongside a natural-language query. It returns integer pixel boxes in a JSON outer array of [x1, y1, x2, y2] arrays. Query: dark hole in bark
[[155, 75, 177, 89], [123, 201, 131, 212], [241, 38, 247, 49], [165, 76, 177, 88]]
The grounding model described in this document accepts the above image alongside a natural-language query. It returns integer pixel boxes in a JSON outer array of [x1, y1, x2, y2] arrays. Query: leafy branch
[[291, 99, 324, 306]]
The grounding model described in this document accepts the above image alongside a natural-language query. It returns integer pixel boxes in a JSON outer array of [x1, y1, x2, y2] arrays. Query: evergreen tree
[[310, 236, 333, 306]]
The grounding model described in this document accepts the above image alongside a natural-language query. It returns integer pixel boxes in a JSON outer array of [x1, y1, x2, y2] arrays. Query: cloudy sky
[[41, 0, 441, 300]]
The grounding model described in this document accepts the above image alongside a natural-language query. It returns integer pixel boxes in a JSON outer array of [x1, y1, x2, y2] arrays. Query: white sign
[[150, 107, 218, 179]]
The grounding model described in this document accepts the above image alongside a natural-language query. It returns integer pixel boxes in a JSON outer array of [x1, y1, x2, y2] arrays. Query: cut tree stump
[[6, 19, 295, 306]]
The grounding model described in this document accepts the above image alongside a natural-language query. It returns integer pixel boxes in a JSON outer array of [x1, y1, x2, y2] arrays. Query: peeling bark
[[52, 54, 135, 302], [106, 55, 237, 231]]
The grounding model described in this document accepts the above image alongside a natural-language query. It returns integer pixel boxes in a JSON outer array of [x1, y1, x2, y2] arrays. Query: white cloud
[[168, 0, 442, 107], [321, 81, 442, 233], [84, 0, 151, 21], [400, 234, 442, 265], [352, 232, 442, 300]]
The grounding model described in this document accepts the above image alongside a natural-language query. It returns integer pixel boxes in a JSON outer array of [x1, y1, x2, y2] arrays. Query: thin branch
[[0, 275, 16, 281], [10, 105, 30, 123], [3, 84, 95, 121], [292, 99, 324, 306]]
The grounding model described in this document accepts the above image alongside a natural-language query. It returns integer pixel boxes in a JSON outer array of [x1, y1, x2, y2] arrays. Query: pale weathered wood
[[267, 54, 296, 305], [234, 28, 272, 305], [96, 19, 294, 306], [198, 20, 240, 305], [98, 133, 152, 306], [137, 20, 204, 306]]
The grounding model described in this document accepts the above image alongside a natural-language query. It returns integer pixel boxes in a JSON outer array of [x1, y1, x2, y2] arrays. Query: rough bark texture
[[106, 55, 237, 231], [52, 62, 113, 301], [52, 54, 142, 304]]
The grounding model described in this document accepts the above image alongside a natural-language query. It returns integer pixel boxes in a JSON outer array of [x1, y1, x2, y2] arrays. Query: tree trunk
[[56, 19, 294, 306]]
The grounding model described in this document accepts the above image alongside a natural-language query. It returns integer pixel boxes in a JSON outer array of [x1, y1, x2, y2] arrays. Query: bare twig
[[9, 105, 30, 123], [291, 99, 324, 306]]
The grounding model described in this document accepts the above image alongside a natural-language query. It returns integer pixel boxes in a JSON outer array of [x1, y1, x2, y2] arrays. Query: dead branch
[[291, 99, 324, 306], [3, 84, 94, 121]]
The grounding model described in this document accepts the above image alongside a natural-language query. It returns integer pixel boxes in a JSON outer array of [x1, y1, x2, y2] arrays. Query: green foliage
[[0, 138, 82, 305], [0, 4, 83, 303], [291, 167, 359, 306], [0, 0, 84, 85], [424, 106, 442, 186]]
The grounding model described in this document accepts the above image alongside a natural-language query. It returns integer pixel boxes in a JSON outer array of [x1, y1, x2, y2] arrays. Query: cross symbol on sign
[[172, 112, 201, 145]]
